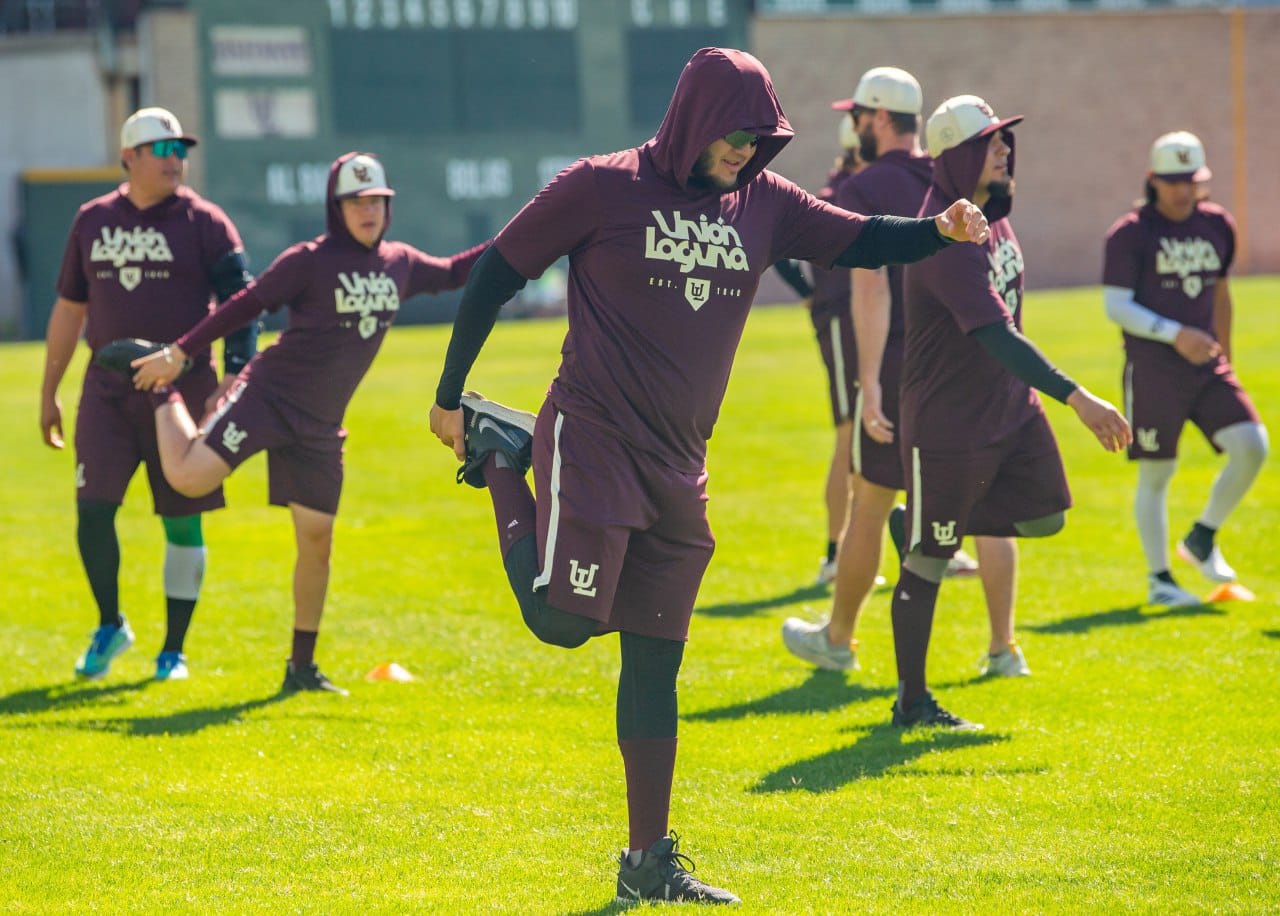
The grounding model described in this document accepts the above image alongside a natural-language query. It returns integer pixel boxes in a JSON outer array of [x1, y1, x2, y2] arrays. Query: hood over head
[[645, 47, 794, 195], [926, 95, 1021, 222], [326, 151, 395, 245]]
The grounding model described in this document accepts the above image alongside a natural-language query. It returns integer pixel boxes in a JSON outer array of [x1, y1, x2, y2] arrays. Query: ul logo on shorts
[[221, 422, 249, 454], [931, 520, 959, 547], [568, 559, 600, 598], [1137, 428, 1160, 452]]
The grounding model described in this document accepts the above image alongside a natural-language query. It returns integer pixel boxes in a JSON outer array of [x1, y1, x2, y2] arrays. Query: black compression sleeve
[[434, 245, 529, 410], [833, 215, 951, 269], [971, 321, 1078, 404], [210, 250, 252, 301], [773, 259, 813, 298], [209, 250, 260, 375]]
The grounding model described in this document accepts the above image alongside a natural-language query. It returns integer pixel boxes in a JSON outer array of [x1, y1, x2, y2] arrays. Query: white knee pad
[[164, 544, 206, 601]]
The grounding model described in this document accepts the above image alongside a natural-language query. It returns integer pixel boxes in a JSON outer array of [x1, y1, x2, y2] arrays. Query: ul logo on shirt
[[685, 277, 710, 311], [119, 267, 142, 291]]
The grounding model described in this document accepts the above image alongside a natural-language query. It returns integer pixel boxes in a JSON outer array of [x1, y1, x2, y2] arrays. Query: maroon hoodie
[[835, 149, 934, 353], [178, 152, 485, 425], [901, 131, 1039, 451], [495, 48, 868, 472]]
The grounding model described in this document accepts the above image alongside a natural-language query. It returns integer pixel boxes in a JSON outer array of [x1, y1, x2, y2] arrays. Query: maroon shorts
[[75, 365, 224, 516], [531, 400, 715, 642], [1123, 355, 1260, 460], [903, 412, 1072, 558], [815, 309, 857, 426], [852, 349, 904, 490], [200, 377, 346, 515]]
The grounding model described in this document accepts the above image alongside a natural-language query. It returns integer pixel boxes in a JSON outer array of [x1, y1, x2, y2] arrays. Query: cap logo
[[1176, 150, 1191, 165], [939, 127, 956, 144], [158, 114, 174, 132], [353, 163, 371, 183], [975, 100, 994, 117]]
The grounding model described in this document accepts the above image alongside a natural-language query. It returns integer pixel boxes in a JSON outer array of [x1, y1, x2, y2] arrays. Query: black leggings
[[503, 535, 596, 648], [503, 535, 685, 739]]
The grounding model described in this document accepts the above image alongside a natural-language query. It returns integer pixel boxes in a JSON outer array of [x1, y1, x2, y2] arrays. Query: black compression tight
[[503, 535, 596, 648], [617, 632, 684, 741]]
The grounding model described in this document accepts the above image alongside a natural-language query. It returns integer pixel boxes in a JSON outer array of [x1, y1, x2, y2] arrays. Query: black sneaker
[[615, 833, 740, 905], [281, 661, 349, 696], [887, 505, 906, 564], [455, 391, 536, 488], [94, 338, 191, 378], [891, 691, 982, 731]]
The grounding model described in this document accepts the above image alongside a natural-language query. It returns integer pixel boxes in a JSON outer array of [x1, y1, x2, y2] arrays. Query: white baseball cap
[[335, 154, 396, 198], [926, 94, 1023, 156], [120, 107, 197, 149], [1150, 131, 1211, 182], [831, 67, 923, 116]]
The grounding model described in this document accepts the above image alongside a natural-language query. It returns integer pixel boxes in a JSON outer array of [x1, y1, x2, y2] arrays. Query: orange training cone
[[1205, 582, 1256, 603], [365, 661, 415, 682]]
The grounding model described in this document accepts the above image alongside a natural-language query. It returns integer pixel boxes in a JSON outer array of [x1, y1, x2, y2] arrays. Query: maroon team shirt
[[902, 135, 1039, 451], [56, 184, 243, 364], [807, 168, 855, 329], [179, 156, 484, 426], [1102, 201, 1235, 367], [494, 49, 865, 473], [834, 149, 933, 353]]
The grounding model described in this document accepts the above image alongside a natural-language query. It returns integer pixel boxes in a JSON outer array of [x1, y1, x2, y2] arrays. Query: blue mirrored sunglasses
[[723, 130, 759, 149], [144, 139, 189, 160]]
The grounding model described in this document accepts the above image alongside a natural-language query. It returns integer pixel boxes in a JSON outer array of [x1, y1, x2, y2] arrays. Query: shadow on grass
[[750, 725, 1008, 794], [1263, 629, 1280, 640], [0, 677, 153, 717], [562, 902, 632, 916], [685, 670, 894, 723], [66, 691, 291, 737], [694, 583, 831, 618], [1025, 602, 1226, 635]]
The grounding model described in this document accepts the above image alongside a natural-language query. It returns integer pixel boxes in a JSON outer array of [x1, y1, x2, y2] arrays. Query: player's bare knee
[[1014, 511, 1066, 538]]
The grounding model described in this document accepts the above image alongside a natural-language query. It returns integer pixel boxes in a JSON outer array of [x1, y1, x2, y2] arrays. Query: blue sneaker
[[154, 651, 189, 681], [74, 619, 135, 679]]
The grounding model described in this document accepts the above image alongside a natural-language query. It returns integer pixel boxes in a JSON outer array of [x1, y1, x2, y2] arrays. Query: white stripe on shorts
[[831, 315, 850, 420], [852, 385, 865, 475], [910, 446, 923, 553], [532, 410, 566, 592], [1123, 361, 1134, 423]]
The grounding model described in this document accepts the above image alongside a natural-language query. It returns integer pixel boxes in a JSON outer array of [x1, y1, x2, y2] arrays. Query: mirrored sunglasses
[[723, 130, 759, 149], [145, 139, 189, 160]]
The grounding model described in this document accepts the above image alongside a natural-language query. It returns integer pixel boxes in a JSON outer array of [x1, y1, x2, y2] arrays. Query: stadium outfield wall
[[753, 7, 1280, 289]]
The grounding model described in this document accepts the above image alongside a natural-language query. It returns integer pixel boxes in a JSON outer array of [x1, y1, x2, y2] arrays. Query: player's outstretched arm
[[131, 344, 189, 390], [1066, 387, 1132, 453], [934, 199, 990, 245], [432, 245, 529, 461]]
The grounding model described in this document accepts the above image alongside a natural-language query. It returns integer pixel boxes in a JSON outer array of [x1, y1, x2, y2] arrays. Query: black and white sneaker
[[615, 833, 740, 905], [94, 338, 191, 378], [891, 691, 982, 731], [281, 661, 349, 696], [455, 391, 536, 488]]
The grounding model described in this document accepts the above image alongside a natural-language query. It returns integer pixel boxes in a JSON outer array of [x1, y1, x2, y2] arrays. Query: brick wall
[[754, 8, 1279, 288]]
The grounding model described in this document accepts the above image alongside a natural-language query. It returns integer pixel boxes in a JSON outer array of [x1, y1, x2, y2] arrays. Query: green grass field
[[1, 279, 1277, 913]]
